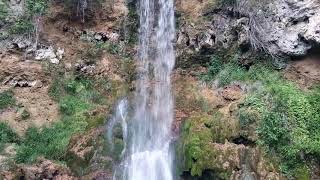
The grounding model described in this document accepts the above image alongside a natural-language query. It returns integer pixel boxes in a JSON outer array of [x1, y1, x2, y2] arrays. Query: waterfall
[[108, 0, 175, 179]]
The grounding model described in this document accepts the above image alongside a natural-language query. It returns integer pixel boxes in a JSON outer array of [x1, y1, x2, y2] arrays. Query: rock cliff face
[[175, 0, 320, 68]]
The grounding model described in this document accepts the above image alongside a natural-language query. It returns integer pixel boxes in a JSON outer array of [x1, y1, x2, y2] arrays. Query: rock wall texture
[[176, 0, 320, 67]]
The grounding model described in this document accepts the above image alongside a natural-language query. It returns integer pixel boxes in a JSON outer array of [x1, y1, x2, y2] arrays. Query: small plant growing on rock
[[0, 90, 16, 110]]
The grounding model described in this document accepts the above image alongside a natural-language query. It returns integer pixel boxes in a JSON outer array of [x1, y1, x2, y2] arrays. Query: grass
[[200, 52, 320, 178], [0, 90, 16, 110], [15, 117, 87, 163], [234, 66, 320, 178], [15, 75, 109, 164], [0, 122, 20, 152]]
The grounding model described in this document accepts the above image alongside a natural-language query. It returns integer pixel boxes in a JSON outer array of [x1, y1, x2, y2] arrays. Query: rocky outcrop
[[175, 0, 320, 68]]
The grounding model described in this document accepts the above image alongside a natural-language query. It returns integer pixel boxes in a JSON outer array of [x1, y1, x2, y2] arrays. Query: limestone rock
[[35, 46, 64, 64], [175, 0, 320, 64]]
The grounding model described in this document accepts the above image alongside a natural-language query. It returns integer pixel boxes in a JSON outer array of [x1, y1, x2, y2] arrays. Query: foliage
[[235, 65, 320, 177], [0, 0, 8, 22], [8, 0, 47, 35], [16, 76, 108, 163], [26, 0, 48, 16], [9, 18, 34, 34], [15, 117, 87, 163], [0, 122, 20, 151], [200, 55, 224, 82], [124, 2, 139, 46], [179, 112, 233, 177], [0, 90, 16, 110], [201, 53, 320, 177], [95, 41, 121, 55]]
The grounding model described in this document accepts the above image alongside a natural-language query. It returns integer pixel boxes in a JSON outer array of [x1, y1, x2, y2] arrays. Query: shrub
[[200, 55, 224, 82], [15, 117, 87, 163], [216, 62, 247, 87], [0, 122, 20, 151], [16, 76, 107, 163], [26, 0, 48, 16], [0, 90, 16, 110], [238, 72, 320, 177], [9, 18, 34, 34], [8, 0, 48, 35], [59, 95, 90, 115], [0, 0, 8, 22]]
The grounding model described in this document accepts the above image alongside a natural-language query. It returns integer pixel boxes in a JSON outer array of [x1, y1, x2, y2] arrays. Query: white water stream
[[108, 0, 175, 179]]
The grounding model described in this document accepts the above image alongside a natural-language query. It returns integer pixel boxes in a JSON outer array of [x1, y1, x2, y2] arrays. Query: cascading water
[[107, 0, 175, 179]]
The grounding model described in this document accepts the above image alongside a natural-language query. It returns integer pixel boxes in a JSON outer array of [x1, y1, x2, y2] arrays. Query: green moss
[[179, 112, 234, 177], [0, 90, 15, 110]]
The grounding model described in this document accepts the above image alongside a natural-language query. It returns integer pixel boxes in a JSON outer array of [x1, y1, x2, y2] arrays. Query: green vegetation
[[179, 112, 235, 177], [201, 53, 276, 87], [0, 0, 8, 22], [9, 18, 34, 34], [198, 52, 320, 178], [0, 122, 20, 151], [124, 2, 139, 46], [200, 55, 224, 82], [7, 0, 48, 35], [15, 76, 110, 164], [228, 63, 320, 177], [26, 0, 48, 16], [15, 118, 87, 163], [0, 90, 16, 110]]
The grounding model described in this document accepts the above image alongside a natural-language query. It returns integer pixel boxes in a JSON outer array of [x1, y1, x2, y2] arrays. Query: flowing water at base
[[108, 0, 175, 179]]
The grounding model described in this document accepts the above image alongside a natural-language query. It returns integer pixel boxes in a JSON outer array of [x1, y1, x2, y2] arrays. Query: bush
[[200, 55, 224, 82], [26, 0, 48, 16], [0, 122, 20, 151], [0, 0, 8, 22], [9, 18, 34, 34], [15, 117, 87, 163], [59, 95, 90, 115], [16, 76, 107, 163], [8, 0, 48, 35], [216, 62, 247, 87], [0, 90, 16, 110], [237, 72, 320, 177]]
